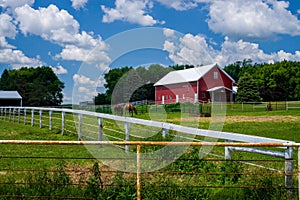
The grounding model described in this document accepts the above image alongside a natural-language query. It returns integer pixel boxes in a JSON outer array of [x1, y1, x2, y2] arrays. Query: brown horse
[[124, 104, 137, 117], [113, 104, 123, 116]]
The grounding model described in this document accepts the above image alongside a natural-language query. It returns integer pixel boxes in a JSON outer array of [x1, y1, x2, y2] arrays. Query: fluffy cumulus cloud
[[101, 0, 162, 26], [0, 48, 43, 68], [164, 33, 215, 66], [0, 12, 42, 68], [51, 65, 68, 75], [163, 31, 300, 67], [73, 74, 106, 102], [0, 0, 34, 11], [155, 0, 198, 11], [15, 4, 110, 63], [70, 0, 88, 10], [206, 0, 300, 39], [15, 4, 79, 42], [0, 13, 17, 38]]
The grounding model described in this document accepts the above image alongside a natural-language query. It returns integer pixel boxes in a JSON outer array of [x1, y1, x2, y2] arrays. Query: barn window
[[170, 95, 172, 100], [183, 94, 185, 99], [166, 95, 168, 100], [158, 95, 161, 100], [214, 71, 218, 79], [202, 93, 206, 99]]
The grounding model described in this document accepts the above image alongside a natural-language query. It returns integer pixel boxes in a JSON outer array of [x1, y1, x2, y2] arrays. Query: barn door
[[176, 95, 179, 103]]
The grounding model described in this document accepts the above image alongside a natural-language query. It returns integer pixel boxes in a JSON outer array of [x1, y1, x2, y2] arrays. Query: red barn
[[154, 63, 235, 104]]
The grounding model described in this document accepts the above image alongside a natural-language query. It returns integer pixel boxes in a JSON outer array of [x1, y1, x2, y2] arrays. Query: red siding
[[155, 82, 197, 104], [155, 66, 235, 104]]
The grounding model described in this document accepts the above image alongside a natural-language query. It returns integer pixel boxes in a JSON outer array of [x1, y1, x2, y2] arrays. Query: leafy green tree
[[236, 73, 262, 102], [0, 66, 64, 106]]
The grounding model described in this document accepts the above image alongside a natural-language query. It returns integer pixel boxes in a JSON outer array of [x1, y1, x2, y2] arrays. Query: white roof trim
[[154, 63, 235, 86], [154, 63, 218, 86], [0, 91, 22, 99], [207, 86, 232, 92]]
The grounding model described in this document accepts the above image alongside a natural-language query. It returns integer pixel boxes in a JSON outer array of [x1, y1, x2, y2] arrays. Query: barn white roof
[[154, 63, 227, 86], [0, 91, 22, 99]]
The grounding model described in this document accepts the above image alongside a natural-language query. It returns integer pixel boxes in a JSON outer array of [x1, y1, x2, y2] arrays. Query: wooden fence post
[[49, 110, 53, 130], [98, 117, 103, 147], [78, 114, 82, 141], [125, 122, 130, 152], [61, 112, 65, 135], [31, 109, 34, 127]]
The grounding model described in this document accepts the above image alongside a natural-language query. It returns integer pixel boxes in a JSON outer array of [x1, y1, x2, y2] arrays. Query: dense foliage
[[95, 64, 172, 104], [0, 66, 64, 106], [236, 73, 262, 102], [224, 60, 300, 101]]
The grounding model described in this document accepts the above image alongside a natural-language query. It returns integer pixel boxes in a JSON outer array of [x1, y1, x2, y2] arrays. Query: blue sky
[[0, 0, 300, 104]]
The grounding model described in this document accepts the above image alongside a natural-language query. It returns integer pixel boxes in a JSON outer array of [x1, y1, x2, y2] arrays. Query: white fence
[[0, 106, 295, 192]]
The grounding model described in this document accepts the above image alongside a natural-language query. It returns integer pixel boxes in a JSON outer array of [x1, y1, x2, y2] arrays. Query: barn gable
[[0, 91, 23, 106], [154, 63, 235, 104]]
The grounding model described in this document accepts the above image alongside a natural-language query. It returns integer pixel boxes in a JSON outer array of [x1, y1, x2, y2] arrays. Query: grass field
[[0, 107, 299, 199]]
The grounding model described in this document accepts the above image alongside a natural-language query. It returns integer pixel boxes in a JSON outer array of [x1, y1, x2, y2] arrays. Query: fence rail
[[0, 106, 297, 199], [0, 141, 300, 199]]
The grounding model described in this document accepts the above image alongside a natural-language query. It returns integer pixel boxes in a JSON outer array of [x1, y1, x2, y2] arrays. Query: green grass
[[0, 107, 300, 199]]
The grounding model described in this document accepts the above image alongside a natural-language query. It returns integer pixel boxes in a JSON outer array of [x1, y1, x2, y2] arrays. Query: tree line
[[224, 60, 300, 102], [0, 67, 64, 106], [95, 64, 194, 105]]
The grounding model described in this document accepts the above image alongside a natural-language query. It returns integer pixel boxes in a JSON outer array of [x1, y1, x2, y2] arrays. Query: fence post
[[31, 109, 34, 127], [9, 108, 11, 121], [12, 108, 15, 122], [78, 114, 82, 141], [162, 128, 169, 138], [24, 109, 26, 124], [49, 110, 53, 130], [4, 108, 6, 120], [225, 140, 232, 159], [125, 122, 130, 152], [98, 117, 103, 147], [0, 108, 2, 120], [39, 110, 43, 128], [286, 101, 288, 111], [298, 146, 300, 198], [61, 112, 65, 135], [137, 144, 141, 200], [18, 108, 20, 123], [285, 146, 293, 199]]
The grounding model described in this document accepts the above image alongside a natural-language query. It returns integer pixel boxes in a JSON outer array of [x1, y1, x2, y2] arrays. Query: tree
[[236, 73, 262, 102], [0, 66, 64, 106]]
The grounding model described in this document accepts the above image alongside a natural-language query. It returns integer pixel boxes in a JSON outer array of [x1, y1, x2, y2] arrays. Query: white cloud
[[15, 4, 110, 63], [206, 0, 300, 39], [71, 0, 88, 10], [163, 28, 175, 37], [155, 0, 198, 11], [164, 33, 214, 66], [0, 13, 17, 38], [51, 65, 68, 75], [0, 48, 43, 68], [15, 4, 79, 41], [0, 0, 34, 11], [0, 11, 42, 68], [163, 32, 300, 67], [101, 0, 161, 26], [73, 74, 106, 102]]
